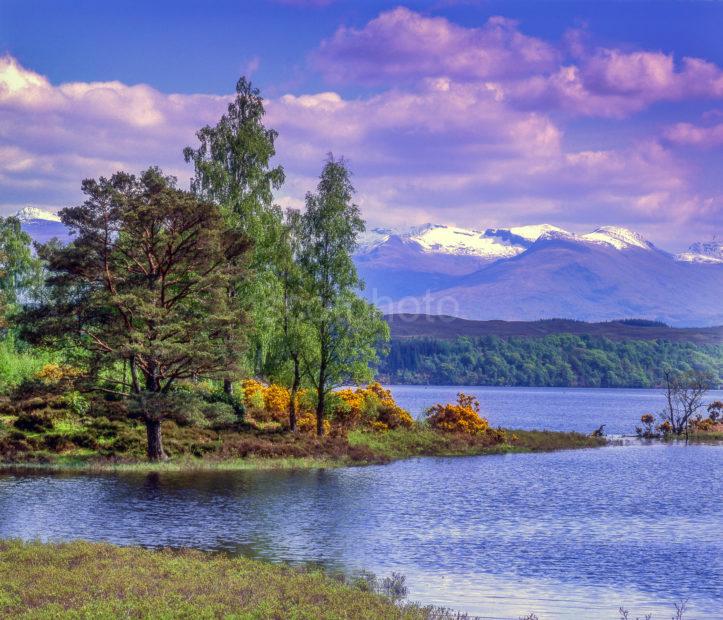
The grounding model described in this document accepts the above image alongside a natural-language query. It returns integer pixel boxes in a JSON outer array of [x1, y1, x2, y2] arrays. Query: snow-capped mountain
[[15, 207, 61, 223], [356, 223, 659, 261], [355, 223, 722, 327], [676, 239, 723, 264], [579, 226, 657, 251], [13, 210, 721, 326], [13, 207, 71, 244], [358, 223, 522, 259]]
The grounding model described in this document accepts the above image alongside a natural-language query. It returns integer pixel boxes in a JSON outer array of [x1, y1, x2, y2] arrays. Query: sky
[[1, 0, 722, 251]]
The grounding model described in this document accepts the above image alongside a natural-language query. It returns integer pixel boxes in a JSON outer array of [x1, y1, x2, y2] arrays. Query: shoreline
[[0, 428, 607, 473]]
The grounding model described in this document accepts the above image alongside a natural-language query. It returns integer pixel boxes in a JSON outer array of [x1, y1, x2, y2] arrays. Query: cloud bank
[[1, 7, 721, 248]]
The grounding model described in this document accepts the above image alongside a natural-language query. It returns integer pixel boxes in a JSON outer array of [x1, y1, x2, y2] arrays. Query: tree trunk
[[289, 357, 300, 432], [223, 378, 233, 396], [316, 386, 325, 436], [145, 418, 168, 461]]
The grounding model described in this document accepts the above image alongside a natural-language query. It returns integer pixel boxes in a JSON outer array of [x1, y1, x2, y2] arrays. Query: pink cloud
[[492, 51, 723, 118], [313, 8, 558, 84], [313, 8, 723, 119], [0, 54, 718, 248], [664, 121, 723, 148]]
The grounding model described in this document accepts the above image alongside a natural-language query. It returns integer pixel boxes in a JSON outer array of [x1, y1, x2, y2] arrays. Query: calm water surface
[[1, 386, 722, 619], [388, 384, 723, 436]]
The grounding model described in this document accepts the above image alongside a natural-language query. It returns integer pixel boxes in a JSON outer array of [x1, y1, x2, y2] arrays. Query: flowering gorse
[[425, 393, 490, 435], [331, 383, 414, 431]]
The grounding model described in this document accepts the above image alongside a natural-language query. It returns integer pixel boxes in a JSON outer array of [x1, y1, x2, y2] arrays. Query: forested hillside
[[379, 335, 722, 388]]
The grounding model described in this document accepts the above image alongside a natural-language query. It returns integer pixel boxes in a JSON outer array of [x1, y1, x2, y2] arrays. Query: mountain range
[[8, 207, 723, 327], [355, 223, 723, 327]]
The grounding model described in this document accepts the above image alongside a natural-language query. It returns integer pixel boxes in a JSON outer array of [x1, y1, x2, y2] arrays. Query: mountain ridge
[[12, 208, 722, 327], [385, 314, 723, 345]]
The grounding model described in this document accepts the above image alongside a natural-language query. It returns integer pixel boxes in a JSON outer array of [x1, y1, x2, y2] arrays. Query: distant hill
[[381, 315, 722, 387], [386, 314, 723, 345]]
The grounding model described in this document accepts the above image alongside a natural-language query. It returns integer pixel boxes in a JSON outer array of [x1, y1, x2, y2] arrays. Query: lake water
[[388, 384, 723, 436], [1, 386, 722, 619]]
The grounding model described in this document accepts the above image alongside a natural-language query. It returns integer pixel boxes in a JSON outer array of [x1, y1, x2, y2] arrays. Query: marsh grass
[[1, 426, 605, 472], [0, 540, 439, 619]]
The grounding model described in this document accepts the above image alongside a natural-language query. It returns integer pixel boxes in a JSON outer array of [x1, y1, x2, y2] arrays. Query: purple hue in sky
[[0, 1, 722, 250]]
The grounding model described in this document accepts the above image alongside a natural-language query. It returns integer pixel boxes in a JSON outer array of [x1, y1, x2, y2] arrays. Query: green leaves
[[23, 169, 251, 401], [297, 157, 389, 431], [0, 216, 43, 312]]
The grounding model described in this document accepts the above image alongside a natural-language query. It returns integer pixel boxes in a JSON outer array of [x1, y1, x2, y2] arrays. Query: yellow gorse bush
[[240, 379, 313, 428], [239, 379, 412, 433], [35, 363, 83, 384], [425, 393, 490, 435], [332, 382, 414, 431]]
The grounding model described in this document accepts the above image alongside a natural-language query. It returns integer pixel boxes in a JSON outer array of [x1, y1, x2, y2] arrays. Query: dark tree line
[[380, 335, 721, 388]]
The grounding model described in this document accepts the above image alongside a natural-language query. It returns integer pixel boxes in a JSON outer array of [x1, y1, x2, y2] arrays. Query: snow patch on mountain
[[581, 226, 654, 250], [14, 206, 62, 223], [411, 225, 522, 259], [357, 222, 573, 260], [508, 224, 568, 242], [676, 240, 723, 264]]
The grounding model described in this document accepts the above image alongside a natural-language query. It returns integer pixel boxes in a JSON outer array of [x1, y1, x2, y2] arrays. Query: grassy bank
[[0, 421, 606, 472], [348, 427, 605, 460], [0, 540, 444, 619]]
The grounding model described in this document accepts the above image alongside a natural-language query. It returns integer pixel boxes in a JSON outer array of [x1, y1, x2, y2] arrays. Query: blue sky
[[1, 0, 722, 249]]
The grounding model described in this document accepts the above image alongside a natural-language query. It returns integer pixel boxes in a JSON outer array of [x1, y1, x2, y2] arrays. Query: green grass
[[0, 540, 440, 619], [0, 338, 54, 395], [4, 455, 350, 473], [348, 427, 606, 461]]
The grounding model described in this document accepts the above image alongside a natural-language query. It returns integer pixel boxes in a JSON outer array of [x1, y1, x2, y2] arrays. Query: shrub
[[636, 413, 656, 438], [707, 400, 722, 423], [657, 420, 673, 436], [0, 337, 54, 395], [331, 383, 413, 431], [296, 412, 331, 435], [240, 379, 312, 427], [35, 363, 83, 384], [425, 393, 489, 435], [64, 390, 90, 416], [13, 411, 54, 433], [241, 379, 267, 419], [200, 402, 237, 429]]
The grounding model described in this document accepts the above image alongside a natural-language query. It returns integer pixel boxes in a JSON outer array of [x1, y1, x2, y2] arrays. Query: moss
[[0, 540, 435, 619]]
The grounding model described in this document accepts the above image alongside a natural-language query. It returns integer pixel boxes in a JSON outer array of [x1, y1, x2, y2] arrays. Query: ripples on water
[[1, 387, 722, 619]]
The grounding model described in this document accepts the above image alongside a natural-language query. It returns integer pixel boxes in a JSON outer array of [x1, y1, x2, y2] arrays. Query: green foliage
[[381, 335, 722, 388], [64, 390, 89, 416], [184, 76, 286, 378], [0, 336, 54, 395], [0, 216, 43, 312], [299, 156, 390, 433], [20, 168, 252, 460]]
